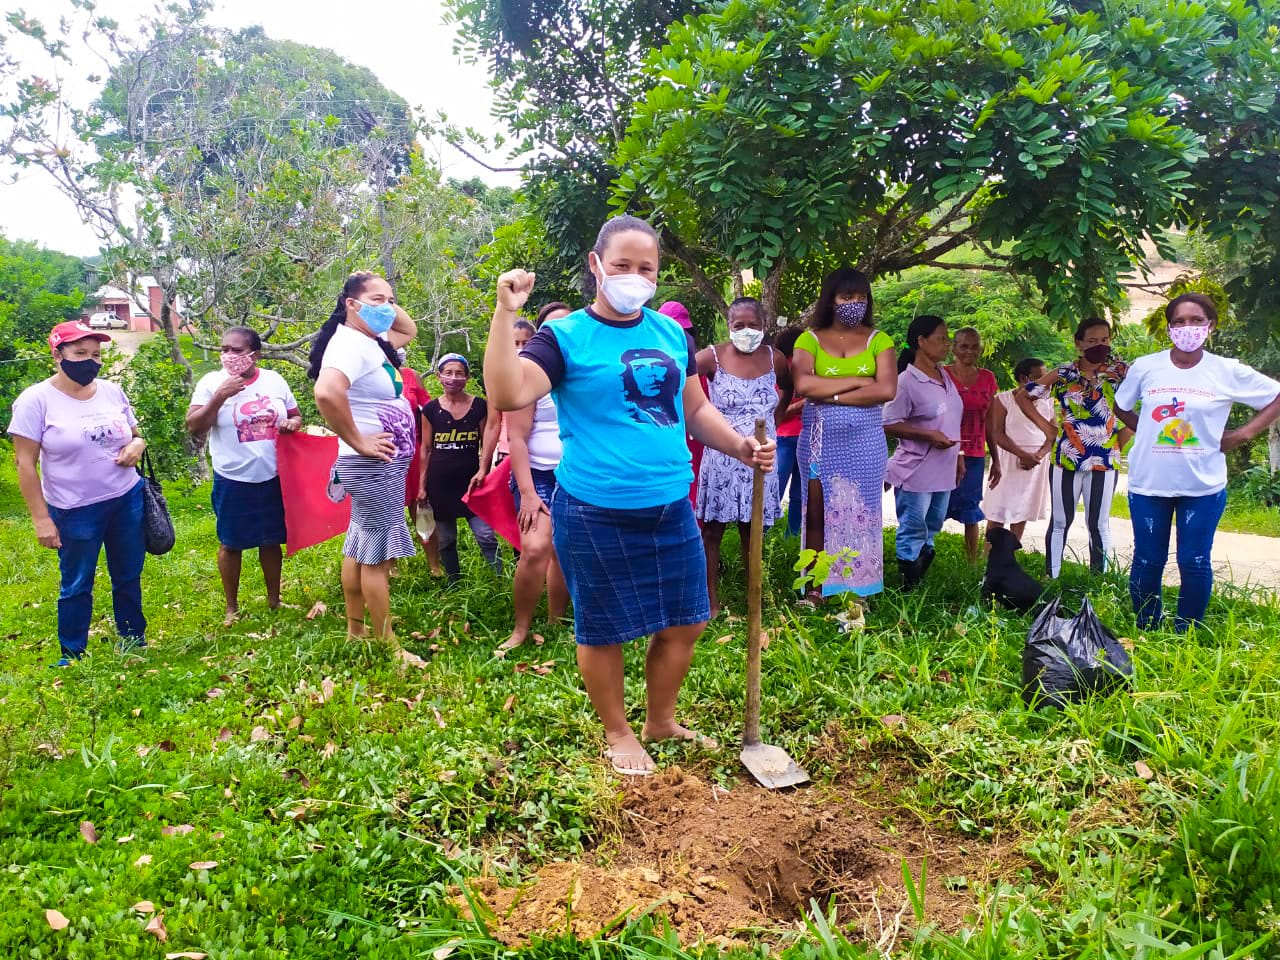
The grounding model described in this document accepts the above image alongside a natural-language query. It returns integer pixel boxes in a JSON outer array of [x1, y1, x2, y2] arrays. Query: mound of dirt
[[456, 769, 1005, 947]]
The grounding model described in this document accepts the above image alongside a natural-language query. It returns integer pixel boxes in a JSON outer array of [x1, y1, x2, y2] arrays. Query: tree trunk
[[1269, 421, 1280, 474], [760, 258, 786, 329], [158, 300, 207, 478]]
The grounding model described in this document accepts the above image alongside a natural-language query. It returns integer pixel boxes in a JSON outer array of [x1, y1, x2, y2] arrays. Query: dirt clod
[[457, 769, 1002, 946]]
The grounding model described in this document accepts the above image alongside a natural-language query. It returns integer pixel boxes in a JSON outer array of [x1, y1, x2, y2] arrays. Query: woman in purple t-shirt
[[8, 322, 149, 666], [883, 315, 963, 591]]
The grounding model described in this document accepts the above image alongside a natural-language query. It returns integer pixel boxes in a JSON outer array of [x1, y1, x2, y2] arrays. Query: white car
[[88, 311, 128, 329]]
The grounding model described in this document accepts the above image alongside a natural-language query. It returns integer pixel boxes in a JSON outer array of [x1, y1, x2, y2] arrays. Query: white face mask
[[730, 327, 765, 354], [592, 253, 656, 315]]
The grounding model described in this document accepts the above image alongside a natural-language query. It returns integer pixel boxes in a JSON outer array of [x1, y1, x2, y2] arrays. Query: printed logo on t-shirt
[[234, 393, 280, 443], [620, 348, 681, 427], [83, 418, 129, 451], [381, 363, 405, 399], [379, 404, 415, 458], [434, 427, 479, 448], [1151, 396, 1200, 448]]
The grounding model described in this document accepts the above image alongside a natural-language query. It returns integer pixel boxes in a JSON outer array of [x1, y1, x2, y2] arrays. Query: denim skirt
[[211, 472, 287, 549], [551, 487, 710, 646], [947, 455, 986, 524]]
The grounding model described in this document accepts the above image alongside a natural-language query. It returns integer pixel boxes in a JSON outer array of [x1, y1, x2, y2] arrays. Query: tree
[[446, 0, 709, 302], [0, 236, 88, 427], [616, 0, 1280, 323]]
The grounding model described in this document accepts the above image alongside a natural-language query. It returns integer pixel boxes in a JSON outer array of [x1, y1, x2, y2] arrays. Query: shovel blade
[[741, 742, 810, 789]]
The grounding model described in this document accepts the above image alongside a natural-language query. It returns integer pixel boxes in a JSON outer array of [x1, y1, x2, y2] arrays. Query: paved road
[[879, 485, 1280, 593]]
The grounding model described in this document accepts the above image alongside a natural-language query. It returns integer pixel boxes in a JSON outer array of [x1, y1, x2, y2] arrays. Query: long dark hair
[[583, 215, 659, 299], [898, 314, 946, 373], [307, 272, 398, 380], [812, 268, 874, 330], [775, 325, 803, 359]]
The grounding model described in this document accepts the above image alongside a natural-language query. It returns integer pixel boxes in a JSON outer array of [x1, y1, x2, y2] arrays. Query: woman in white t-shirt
[[187, 326, 302, 625], [1116, 293, 1280, 631], [309, 272, 418, 643], [496, 302, 572, 658]]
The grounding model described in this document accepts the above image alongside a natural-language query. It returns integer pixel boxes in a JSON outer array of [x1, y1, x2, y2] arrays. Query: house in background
[[79, 277, 184, 333]]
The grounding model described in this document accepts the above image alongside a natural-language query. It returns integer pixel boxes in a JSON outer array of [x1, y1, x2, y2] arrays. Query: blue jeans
[[894, 488, 951, 561], [1128, 490, 1227, 631], [775, 435, 802, 537], [46, 480, 147, 658]]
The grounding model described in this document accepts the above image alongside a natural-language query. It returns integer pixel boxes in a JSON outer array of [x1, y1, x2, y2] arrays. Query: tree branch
[[446, 139, 523, 174], [662, 230, 730, 316]]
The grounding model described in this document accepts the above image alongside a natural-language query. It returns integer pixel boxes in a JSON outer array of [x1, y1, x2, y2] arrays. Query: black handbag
[[138, 451, 175, 556]]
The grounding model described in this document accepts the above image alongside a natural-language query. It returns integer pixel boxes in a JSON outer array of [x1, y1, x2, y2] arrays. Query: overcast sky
[[1, 0, 514, 255]]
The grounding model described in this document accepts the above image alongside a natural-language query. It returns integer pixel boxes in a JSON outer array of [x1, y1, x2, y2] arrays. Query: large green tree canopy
[[617, 0, 1280, 322], [447, 0, 709, 300]]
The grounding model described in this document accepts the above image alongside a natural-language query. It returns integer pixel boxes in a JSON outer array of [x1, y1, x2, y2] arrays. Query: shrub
[[119, 335, 200, 481]]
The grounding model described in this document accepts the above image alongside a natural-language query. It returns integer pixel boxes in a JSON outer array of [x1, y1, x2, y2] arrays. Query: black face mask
[[1081, 344, 1111, 364], [60, 357, 101, 386]]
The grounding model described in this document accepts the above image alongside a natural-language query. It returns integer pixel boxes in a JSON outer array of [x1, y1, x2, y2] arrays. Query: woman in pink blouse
[[944, 327, 998, 564]]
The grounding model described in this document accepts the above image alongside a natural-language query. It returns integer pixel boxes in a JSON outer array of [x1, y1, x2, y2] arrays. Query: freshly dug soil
[[457, 768, 1005, 947]]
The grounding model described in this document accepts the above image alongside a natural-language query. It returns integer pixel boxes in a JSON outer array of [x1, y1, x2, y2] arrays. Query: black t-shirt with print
[[423, 396, 487, 520]]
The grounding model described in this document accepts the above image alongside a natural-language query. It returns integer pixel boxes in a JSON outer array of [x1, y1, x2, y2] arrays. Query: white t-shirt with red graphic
[[192, 368, 298, 483], [1116, 350, 1280, 497]]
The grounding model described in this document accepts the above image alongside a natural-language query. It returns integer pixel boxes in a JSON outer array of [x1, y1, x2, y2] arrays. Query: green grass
[[177, 333, 221, 378], [3, 448, 1280, 959], [1111, 492, 1280, 538]]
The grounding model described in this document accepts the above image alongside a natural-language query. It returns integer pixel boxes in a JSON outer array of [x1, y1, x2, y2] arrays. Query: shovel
[[741, 418, 810, 789]]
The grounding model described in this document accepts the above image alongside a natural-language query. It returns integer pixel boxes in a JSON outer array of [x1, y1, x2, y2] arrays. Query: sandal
[[605, 745, 656, 777]]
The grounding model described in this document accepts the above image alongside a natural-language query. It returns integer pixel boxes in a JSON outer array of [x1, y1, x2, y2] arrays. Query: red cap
[[49, 321, 111, 352]]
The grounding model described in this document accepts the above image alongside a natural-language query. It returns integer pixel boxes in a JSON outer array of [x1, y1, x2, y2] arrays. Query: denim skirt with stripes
[[551, 487, 711, 646], [335, 454, 416, 565]]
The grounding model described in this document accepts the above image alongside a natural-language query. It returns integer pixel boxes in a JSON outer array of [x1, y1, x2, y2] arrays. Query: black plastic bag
[[138, 451, 176, 556], [1022, 597, 1133, 708]]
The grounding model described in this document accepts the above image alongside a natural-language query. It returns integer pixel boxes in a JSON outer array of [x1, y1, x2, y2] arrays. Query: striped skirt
[[335, 455, 416, 565]]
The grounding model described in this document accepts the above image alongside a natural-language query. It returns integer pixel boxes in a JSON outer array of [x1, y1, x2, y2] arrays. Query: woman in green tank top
[[790, 268, 898, 601]]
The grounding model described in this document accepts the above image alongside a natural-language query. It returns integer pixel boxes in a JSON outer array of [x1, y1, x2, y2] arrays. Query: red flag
[[278, 432, 350, 556], [462, 457, 521, 549]]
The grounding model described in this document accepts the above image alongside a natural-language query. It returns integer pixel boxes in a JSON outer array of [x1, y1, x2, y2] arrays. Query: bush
[[1237, 465, 1280, 508], [0, 342, 50, 430], [119, 335, 199, 481]]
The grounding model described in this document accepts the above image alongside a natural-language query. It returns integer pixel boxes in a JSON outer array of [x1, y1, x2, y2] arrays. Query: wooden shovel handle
[[744, 418, 766, 747]]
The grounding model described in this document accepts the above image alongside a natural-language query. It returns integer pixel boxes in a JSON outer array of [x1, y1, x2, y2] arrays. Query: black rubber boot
[[899, 557, 925, 591], [919, 545, 936, 578]]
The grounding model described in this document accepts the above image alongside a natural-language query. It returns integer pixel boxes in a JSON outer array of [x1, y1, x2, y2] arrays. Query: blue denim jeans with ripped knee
[[1128, 489, 1227, 632]]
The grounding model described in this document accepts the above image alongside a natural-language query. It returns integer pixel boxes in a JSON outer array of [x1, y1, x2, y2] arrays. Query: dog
[[983, 528, 1045, 612]]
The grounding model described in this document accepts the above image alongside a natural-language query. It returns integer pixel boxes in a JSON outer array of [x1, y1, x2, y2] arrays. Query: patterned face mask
[[1169, 324, 1210, 353], [729, 327, 764, 353], [834, 301, 868, 327], [221, 351, 254, 376]]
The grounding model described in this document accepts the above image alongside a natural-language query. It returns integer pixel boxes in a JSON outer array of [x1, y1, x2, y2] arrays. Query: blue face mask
[[356, 300, 396, 334]]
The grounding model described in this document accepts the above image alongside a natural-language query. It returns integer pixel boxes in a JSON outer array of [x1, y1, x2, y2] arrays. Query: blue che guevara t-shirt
[[522, 306, 694, 509]]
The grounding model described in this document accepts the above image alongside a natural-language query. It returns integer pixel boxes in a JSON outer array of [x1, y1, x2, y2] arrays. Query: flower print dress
[[696, 346, 780, 525]]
